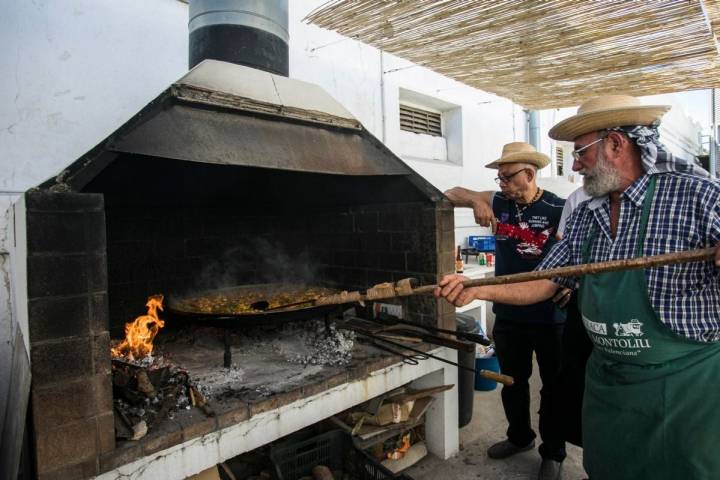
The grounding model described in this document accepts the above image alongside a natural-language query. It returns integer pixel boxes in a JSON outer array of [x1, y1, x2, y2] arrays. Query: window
[[396, 88, 461, 165], [399, 104, 442, 137], [555, 146, 564, 176]]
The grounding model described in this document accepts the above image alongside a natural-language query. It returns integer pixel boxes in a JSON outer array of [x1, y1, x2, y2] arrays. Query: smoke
[[191, 237, 320, 293], [253, 237, 318, 285]]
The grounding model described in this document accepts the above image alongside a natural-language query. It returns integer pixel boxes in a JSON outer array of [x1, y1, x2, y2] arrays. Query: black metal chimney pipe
[[189, 0, 289, 76]]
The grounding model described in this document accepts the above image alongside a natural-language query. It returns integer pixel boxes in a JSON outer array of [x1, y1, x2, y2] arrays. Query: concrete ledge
[[94, 347, 459, 480]]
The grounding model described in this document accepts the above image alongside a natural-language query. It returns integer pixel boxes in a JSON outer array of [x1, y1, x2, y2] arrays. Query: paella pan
[[167, 283, 344, 324]]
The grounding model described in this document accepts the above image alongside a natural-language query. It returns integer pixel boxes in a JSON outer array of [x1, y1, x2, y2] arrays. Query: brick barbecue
[[7, 58, 459, 480], [4, 3, 460, 478]]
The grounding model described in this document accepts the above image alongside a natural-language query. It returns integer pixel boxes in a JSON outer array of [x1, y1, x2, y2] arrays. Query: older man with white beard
[[435, 94, 720, 480]]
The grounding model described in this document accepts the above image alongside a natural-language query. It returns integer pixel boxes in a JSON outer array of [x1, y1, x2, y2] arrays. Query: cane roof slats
[[305, 0, 720, 109]]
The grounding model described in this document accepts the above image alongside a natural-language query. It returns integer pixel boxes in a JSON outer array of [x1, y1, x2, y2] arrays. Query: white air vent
[[400, 104, 442, 137]]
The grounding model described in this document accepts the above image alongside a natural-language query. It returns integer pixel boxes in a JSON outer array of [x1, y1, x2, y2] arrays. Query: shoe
[[487, 439, 535, 459], [537, 458, 563, 480]]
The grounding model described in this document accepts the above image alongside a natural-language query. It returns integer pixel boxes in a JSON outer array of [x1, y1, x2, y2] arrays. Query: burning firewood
[[111, 295, 215, 440], [136, 370, 156, 397]]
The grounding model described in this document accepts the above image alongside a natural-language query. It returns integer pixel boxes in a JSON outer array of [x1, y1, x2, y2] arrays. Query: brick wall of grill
[[21, 176, 454, 478], [105, 201, 455, 332], [25, 191, 114, 480]]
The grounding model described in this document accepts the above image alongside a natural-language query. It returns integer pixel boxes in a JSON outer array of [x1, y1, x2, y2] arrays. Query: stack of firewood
[[112, 357, 214, 440]]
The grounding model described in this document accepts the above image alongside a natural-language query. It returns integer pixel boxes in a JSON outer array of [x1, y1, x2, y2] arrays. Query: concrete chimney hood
[[40, 60, 438, 202]]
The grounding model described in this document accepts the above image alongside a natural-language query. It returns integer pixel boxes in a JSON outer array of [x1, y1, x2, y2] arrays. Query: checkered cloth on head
[[608, 125, 710, 178]]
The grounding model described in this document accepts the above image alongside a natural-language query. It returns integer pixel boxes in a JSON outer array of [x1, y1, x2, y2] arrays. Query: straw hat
[[549, 94, 670, 141], [485, 141, 550, 169]]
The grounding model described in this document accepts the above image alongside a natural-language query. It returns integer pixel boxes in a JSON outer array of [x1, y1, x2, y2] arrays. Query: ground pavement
[[406, 357, 587, 480]]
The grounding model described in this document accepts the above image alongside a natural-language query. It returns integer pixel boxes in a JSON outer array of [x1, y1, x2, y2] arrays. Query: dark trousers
[[493, 318, 566, 462], [559, 292, 593, 447]]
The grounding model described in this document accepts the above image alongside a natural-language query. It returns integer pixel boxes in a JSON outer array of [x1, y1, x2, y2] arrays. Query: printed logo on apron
[[613, 320, 643, 337], [583, 317, 607, 335], [583, 315, 652, 356]]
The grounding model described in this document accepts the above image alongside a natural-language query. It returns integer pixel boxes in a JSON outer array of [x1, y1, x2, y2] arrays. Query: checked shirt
[[539, 172, 720, 342]]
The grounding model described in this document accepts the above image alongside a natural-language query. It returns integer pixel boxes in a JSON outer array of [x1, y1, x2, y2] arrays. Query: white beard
[[582, 149, 622, 197]]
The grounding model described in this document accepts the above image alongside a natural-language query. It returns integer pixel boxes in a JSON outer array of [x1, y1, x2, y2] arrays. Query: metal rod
[[359, 337, 427, 365], [369, 322, 476, 352], [359, 332, 471, 371], [373, 315, 491, 346], [355, 331, 513, 386]]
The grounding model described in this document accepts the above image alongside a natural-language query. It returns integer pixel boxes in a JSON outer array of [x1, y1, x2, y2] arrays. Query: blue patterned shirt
[[538, 172, 720, 342]]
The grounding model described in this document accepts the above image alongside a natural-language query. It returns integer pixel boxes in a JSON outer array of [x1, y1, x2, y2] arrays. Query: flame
[[111, 295, 165, 360]]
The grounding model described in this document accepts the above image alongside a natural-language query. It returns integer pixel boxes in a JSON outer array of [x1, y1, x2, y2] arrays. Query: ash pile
[[274, 320, 356, 366], [161, 319, 357, 401]]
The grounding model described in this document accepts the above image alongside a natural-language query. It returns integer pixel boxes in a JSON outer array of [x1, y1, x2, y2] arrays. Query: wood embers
[[111, 357, 214, 441]]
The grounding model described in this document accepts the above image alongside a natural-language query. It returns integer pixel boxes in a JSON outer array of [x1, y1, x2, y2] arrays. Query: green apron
[[580, 175, 720, 479]]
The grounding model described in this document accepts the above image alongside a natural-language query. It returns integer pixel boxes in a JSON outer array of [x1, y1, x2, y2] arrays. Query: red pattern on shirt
[[496, 222, 552, 249]]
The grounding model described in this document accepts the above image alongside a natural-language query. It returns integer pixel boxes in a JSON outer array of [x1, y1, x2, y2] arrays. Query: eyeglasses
[[494, 168, 528, 185], [571, 137, 605, 161]]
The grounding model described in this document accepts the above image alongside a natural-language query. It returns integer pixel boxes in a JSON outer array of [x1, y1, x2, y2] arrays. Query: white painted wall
[[0, 196, 16, 420], [0, 0, 189, 193]]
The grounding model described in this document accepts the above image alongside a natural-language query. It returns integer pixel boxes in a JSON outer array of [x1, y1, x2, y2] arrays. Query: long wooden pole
[[314, 247, 716, 306], [414, 246, 716, 293]]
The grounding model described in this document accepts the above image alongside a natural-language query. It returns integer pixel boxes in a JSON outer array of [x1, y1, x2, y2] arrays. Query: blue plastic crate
[[468, 235, 495, 252]]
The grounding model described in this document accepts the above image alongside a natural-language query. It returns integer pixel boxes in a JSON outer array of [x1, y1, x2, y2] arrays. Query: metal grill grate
[[400, 104, 442, 136]]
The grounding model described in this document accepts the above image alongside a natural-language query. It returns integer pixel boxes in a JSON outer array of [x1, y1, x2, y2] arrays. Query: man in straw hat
[[436, 94, 720, 480], [444, 141, 567, 480]]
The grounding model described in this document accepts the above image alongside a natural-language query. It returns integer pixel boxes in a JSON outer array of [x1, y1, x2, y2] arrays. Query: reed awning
[[305, 0, 720, 109]]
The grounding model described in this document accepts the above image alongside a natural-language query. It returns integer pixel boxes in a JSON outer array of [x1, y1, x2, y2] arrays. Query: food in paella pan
[[173, 285, 339, 314]]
